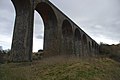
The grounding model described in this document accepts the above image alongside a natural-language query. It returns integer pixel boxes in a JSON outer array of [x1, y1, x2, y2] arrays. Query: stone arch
[[92, 41, 94, 49], [62, 20, 73, 38], [74, 28, 81, 56], [97, 45, 100, 54], [61, 20, 73, 55], [74, 28, 81, 41], [83, 34, 87, 45], [82, 34, 88, 56], [94, 43, 98, 54], [94, 43, 96, 48], [92, 41, 96, 54], [89, 41, 91, 52], [35, 2, 58, 56]]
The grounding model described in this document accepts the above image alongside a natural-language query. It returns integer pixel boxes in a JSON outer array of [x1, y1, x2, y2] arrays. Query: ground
[[0, 56, 120, 80]]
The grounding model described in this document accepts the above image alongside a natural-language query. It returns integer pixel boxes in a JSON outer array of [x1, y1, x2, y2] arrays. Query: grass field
[[0, 56, 120, 80]]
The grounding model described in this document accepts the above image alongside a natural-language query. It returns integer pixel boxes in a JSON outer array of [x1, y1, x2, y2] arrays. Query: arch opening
[[35, 2, 57, 28], [35, 2, 58, 56], [83, 34, 87, 45], [92, 41, 95, 49], [74, 28, 81, 41], [74, 28, 81, 56], [61, 20, 73, 55], [33, 11, 44, 52], [82, 34, 88, 55], [62, 20, 73, 38], [89, 41, 91, 52]]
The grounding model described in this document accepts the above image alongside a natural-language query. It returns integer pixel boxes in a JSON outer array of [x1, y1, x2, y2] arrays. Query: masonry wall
[[10, 0, 99, 62]]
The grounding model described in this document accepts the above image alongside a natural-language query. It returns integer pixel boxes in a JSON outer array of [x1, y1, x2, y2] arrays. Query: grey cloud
[[0, 18, 14, 35], [51, 0, 120, 44], [82, 22, 120, 43], [0, 41, 5, 43], [0, 0, 15, 36], [33, 24, 44, 36], [0, 0, 120, 50], [0, 0, 14, 11], [34, 11, 43, 25], [36, 35, 43, 39], [33, 11, 44, 36]]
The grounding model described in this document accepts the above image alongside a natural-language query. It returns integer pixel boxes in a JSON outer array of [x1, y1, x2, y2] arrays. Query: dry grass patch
[[0, 56, 120, 80]]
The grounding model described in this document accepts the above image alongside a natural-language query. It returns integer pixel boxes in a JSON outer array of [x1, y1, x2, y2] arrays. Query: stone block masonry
[[10, 0, 99, 62]]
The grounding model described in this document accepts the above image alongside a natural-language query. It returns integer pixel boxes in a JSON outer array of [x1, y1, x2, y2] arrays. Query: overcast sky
[[0, 0, 120, 52]]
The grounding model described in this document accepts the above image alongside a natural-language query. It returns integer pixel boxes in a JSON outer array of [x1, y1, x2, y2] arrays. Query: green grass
[[0, 56, 120, 80]]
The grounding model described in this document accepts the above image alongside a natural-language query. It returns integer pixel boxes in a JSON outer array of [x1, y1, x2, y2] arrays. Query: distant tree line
[[100, 42, 120, 62], [0, 49, 11, 63]]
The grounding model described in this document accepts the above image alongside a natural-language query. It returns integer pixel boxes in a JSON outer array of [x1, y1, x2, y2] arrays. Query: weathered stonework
[[10, 0, 100, 62]]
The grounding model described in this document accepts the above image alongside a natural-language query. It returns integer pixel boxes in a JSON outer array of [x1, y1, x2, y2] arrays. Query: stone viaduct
[[10, 0, 99, 62]]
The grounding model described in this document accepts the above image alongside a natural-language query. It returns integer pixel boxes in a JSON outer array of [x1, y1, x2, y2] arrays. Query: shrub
[[0, 49, 11, 63], [99, 42, 120, 62], [32, 51, 43, 60]]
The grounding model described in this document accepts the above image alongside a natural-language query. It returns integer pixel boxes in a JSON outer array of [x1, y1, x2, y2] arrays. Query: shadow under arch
[[35, 2, 58, 56], [74, 28, 81, 56], [82, 34, 88, 56], [74, 28, 81, 41], [62, 20, 73, 38], [92, 41, 95, 54], [89, 41, 91, 52], [61, 19, 73, 55]]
